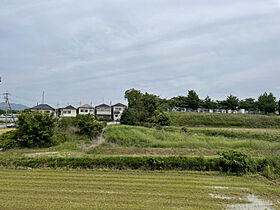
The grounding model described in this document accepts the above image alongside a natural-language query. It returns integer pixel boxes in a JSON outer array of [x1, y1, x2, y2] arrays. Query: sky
[[0, 0, 280, 108]]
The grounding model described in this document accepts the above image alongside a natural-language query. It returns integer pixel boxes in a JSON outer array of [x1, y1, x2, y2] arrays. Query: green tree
[[16, 111, 56, 147], [150, 110, 170, 126], [170, 96, 188, 108], [125, 89, 143, 109], [257, 92, 277, 114], [186, 90, 200, 110], [75, 114, 105, 139], [120, 108, 135, 125], [202, 96, 216, 109], [225, 95, 239, 110], [278, 99, 280, 115], [239, 98, 257, 111]]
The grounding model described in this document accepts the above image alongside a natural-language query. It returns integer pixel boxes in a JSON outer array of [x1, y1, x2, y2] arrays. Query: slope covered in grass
[[105, 125, 280, 156], [169, 112, 280, 128]]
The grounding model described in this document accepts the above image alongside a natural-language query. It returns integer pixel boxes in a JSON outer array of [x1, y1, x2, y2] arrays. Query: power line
[[3, 91, 16, 124]]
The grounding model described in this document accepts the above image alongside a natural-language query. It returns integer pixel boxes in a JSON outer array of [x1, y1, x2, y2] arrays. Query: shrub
[[75, 114, 106, 139], [16, 111, 56, 148], [57, 117, 76, 131], [150, 111, 170, 126], [217, 150, 251, 175], [0, 130, 18, 149], [120, 108, 135, 125]]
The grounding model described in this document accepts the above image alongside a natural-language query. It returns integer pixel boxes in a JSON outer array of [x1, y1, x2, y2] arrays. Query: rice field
[[0, 169, 279, 209]]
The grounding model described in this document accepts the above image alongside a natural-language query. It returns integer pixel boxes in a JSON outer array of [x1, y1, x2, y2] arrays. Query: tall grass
[[169, 112, 280, 128], [105, 125, 280, 155], [164, 127, 280, 142]]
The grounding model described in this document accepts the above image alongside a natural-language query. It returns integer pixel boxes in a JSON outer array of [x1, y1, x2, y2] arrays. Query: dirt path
[[84, 123, 110, 151]]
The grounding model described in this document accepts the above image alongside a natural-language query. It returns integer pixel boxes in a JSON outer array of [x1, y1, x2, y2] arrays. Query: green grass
[[164, 126, 280, 142], [104, 125, 280, 156], [0, 169, 278, 209], [169, 112, 280, 128]]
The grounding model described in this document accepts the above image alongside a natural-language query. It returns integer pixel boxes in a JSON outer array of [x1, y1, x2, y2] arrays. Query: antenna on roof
[[42, 91, 45, 104], [90, 101, 93, 106], [110, 100, 112, 106]]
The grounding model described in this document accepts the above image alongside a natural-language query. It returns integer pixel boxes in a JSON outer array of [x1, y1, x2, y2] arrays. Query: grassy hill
[[101, 125, 280, 157], [169, 112, 280, 128]]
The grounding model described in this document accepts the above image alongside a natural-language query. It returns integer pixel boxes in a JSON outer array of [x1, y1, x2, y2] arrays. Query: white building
[[95, 104, 111, 119], [77, 104, 94, 115], [112, 103, 126, 121], [30, 104, 56, 116], [61, 105, 77, 117]]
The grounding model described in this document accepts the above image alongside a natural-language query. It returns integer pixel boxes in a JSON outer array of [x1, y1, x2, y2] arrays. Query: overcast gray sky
[[1, 0, 280, 108]]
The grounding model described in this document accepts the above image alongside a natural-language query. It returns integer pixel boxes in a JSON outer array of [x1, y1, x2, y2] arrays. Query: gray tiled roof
[[31, 104, 55, 111], [112, 103, 126, 107], [95, 103, 111, 108]]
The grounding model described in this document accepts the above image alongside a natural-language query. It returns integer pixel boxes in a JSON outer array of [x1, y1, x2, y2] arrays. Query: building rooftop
[[79, 104, 94, 109], [95, 103, 111, 108], [112, 103, 126, 107], [31, 104, 55, 111], [63, 105, 76, 110]]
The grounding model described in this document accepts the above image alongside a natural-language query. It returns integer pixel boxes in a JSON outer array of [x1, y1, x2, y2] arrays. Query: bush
[[217, 150, 251, 175], [57, 117, 76, 131], [75, 114, 106, 139], [120, 108, 135, 125], [150, 111, 170, 126], [0, 130, 18, 149], [15, 111, 56, 148]]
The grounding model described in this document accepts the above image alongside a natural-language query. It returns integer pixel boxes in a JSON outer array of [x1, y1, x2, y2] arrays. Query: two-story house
[[95, 104, 111, 119], [77, 104, 95, 115], [61, 105, 77, 117], [112, 103, 126, 121], [30, 104, 56, 116]]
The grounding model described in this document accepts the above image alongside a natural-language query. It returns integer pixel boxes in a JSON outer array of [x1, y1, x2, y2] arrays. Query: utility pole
[[3, 91, 16, 124]]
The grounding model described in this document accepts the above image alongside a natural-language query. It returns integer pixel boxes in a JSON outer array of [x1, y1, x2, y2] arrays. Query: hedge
[[0, 155, 279, 177]]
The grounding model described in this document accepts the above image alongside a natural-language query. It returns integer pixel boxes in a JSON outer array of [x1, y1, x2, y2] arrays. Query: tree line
[[171, 90, 280, 114], [121, 89, 280, 126]]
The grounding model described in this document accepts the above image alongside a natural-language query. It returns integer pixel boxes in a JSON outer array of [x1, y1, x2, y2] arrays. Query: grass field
[[102, 125, 280, 156], [0, 169, 279, 209], [169, 112, 280, 128]]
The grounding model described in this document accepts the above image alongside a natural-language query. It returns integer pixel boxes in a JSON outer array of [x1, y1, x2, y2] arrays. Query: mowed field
[[0, 169, 279, 210]]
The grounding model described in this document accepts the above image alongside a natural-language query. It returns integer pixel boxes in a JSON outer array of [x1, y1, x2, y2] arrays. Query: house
[[95, 104, 111, 119], [61, 105, 76, 117], [112, 103, 126, 121], [30, 104, 56, 115], [77, 104, 95, 115]]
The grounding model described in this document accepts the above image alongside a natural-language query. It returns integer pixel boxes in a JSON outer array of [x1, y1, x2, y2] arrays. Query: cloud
[[0, 0, 280, 107]]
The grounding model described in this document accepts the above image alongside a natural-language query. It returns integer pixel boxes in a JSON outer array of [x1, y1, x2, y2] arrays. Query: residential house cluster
[[30, 103, 127, 121]]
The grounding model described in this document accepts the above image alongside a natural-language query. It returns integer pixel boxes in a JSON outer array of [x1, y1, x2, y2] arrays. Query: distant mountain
[[0, 102, 29, 111]]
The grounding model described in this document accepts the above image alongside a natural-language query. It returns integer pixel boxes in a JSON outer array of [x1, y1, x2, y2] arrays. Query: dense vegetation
[[120, 89, 170, 126], [105, 125, 280, 157], [0, 153, 279, 178], [0, 111, 106, 149], [169, 112, 280, 128], [121, 89, 280, 117]]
